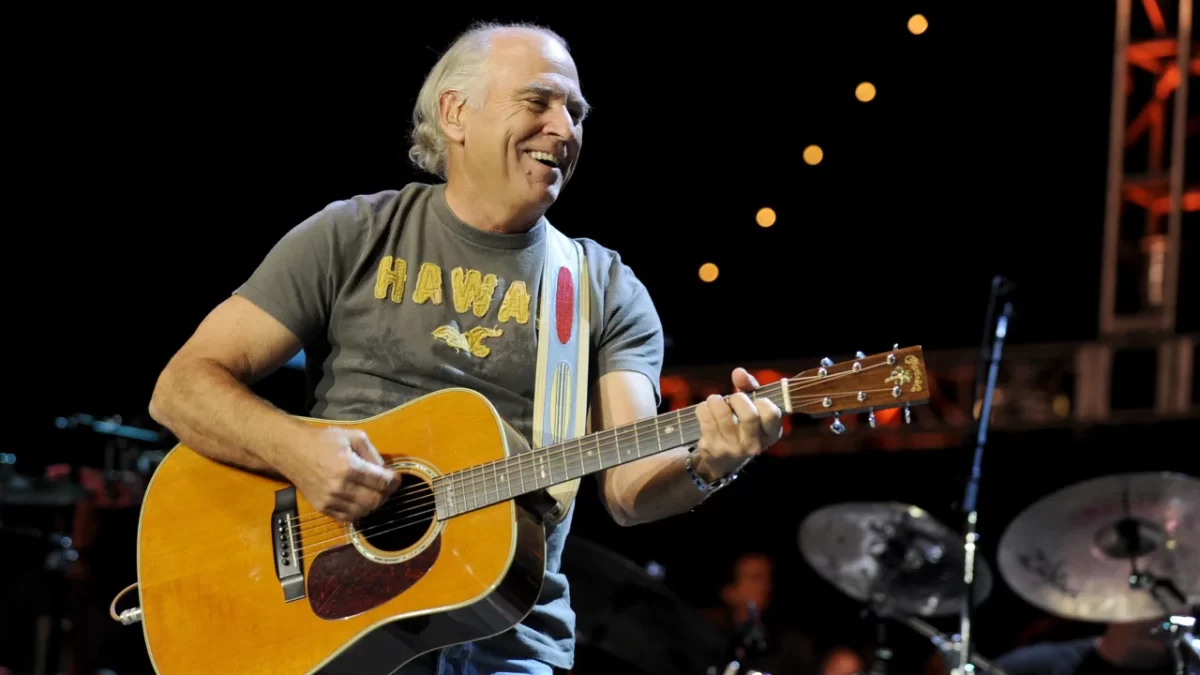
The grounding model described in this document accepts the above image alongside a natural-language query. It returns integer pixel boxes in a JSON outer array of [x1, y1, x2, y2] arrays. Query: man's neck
[[443, 178, 542, 235]]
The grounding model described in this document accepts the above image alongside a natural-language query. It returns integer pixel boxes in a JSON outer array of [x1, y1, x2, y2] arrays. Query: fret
[[445, 475, 457, 517], [499, 457, 508, 499], [517, 454, 526, 495], [455, 470, 466, 515], [654, 419, 663, 454], [595, 434, 604, 470], [676, 409, 685, 446], [495, 461, 503, 502], [485, 462, 494, 505], [575, 438, 585, 480], [492, 460, 502, 502], [560, 437, 569, 485], [635, 421, 643, 458]]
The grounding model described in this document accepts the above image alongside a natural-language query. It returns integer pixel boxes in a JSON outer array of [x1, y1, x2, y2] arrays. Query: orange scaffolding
[[1082, 0, 1196, 421]]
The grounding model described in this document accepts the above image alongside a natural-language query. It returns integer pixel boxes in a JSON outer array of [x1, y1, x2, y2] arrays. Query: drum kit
[[0, 414, 164, 675], [558, 469, 1198, 675], [796, 471, 1200, 675]]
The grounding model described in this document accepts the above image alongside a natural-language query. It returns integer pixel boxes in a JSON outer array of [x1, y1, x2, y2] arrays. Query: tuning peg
[[868, 408, 876, 428], [855, 351, 866, 359], [904, 402, 912, 424], [830, 413, 845, 435], [820, 357, 834, 367]]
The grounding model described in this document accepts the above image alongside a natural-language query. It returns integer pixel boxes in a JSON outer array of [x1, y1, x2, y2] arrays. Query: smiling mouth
[[526, 150, 561, 169]]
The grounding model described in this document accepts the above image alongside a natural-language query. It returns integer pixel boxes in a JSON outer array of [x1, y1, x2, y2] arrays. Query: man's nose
[[545, 104, 578, 140]]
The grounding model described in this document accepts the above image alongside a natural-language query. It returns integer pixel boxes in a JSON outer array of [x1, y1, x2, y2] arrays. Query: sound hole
[[356, 471, 434, 554]]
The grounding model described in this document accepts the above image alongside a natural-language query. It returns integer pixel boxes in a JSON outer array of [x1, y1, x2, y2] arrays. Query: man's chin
[[524, 180, 561, 204]]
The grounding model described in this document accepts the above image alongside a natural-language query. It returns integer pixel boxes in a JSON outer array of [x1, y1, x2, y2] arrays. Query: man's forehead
[[516, 78, 586, 104], [490, 34, 582, 87]]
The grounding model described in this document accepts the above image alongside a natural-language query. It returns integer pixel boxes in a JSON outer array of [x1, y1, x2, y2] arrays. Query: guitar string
[[283, 362, 887, 538], [285, 367, 904, 550], [283, 359, 896, 533], [285, 373, 788, 531], [291, 384, 906, 560], [289, 382, 913, 554], [285, 362, 906, 544], [282, 377, 787, 535]]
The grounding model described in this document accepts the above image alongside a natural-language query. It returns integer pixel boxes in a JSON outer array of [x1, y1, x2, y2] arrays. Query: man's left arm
[[594, 369, 782, 526], [587, 252, 783, 527]]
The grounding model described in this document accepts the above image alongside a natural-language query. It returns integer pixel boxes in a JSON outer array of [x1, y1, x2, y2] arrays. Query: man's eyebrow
[[517, 83, 590, 114]]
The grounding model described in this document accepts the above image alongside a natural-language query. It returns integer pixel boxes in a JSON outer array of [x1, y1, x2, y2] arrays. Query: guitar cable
[[109, 581, 142, 625]]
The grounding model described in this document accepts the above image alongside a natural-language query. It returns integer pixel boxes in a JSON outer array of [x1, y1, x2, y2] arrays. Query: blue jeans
[[398, 642, 563, 675]]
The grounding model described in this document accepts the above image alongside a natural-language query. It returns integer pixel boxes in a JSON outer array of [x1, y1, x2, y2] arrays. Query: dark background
[[5, 2, 1198, 674]]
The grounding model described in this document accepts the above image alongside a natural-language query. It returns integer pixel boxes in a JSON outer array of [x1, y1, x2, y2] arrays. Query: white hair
[[408, 21, 570, 178]]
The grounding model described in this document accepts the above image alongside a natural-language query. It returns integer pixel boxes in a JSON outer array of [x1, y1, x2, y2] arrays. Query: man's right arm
[[148, 294, 311, 476], [149, 294, 397, 521], [149, 198, 397, 521], [150, 199, 347, 475]]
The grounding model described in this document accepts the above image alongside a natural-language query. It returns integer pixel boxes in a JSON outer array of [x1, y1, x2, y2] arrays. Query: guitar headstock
[[778, 345, 930, 434]]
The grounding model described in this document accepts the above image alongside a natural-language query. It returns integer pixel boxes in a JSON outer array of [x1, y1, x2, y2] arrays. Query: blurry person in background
[[705, 552, 817, 675]]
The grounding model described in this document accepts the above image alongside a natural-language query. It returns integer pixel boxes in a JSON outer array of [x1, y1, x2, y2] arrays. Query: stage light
[[803, 145, 823, 165], [756, 207, 776, 227], [1053, 394, 1071, 417], [856, 82, 876, 102], [908, 14, 928, 34], [699, 263, 719, 282]]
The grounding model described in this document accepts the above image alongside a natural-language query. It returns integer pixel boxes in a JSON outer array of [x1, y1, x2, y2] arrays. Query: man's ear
[[438, 89, 468, 144]]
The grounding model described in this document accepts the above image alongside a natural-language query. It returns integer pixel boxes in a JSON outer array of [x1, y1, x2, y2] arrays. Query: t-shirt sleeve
[[592, 249, 665, 407], [234, 200, 359, 346]]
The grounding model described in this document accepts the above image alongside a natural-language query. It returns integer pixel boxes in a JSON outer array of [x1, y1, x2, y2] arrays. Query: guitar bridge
[[272, 487, 305, 603]]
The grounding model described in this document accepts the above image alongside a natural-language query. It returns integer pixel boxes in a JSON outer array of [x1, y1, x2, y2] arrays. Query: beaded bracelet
[[683, 449, 739, 495]]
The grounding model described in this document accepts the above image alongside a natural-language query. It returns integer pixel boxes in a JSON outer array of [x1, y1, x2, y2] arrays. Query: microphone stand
[[954, 277, 1014, 675]]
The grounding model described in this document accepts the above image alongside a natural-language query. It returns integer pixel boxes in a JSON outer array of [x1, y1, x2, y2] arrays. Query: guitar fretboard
[[431, 380, 792, 518]]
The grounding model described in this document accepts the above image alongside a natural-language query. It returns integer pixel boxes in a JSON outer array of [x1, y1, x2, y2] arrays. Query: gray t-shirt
[[234, 181, 664, 670]]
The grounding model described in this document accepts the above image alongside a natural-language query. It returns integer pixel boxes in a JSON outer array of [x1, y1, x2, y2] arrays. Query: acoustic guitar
[[127, 345, 930, 674]]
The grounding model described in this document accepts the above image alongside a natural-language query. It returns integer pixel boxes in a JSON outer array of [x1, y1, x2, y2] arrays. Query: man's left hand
[[693, 368, 784, 482]]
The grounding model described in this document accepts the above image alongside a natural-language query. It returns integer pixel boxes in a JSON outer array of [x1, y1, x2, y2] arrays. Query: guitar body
[[135, 388, 548, 675]]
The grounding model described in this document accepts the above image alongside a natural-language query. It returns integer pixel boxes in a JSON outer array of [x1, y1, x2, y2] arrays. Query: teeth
[[527, 151, 559, 166]]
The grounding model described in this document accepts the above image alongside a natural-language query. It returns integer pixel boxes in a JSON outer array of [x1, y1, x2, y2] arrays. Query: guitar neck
[[435, 379, 793, 518], [433, 344, 933, 519]]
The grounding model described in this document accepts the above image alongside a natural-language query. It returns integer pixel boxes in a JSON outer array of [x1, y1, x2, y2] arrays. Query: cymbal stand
[[956, 277, 1014, 675], [862, 512, 924, 675], [863, 605, 893, 675], [1160, 614, 1200, 674], [893, 614, 1007, 675]]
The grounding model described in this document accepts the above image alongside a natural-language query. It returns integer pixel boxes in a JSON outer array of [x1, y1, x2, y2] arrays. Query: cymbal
[[561, 535, 728, 675], [799, 501, 993, 617], [997, 471, 1200, 623]]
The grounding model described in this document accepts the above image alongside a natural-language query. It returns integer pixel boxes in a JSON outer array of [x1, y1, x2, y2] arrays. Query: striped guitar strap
[[531, 222, 590, 524]]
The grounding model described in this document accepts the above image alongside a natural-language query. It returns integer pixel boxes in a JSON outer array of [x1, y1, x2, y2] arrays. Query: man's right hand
[[283, 427, 398, 522]]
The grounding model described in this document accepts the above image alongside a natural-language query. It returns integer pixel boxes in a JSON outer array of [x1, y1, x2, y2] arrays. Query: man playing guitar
[[147, 21, 783, 675]]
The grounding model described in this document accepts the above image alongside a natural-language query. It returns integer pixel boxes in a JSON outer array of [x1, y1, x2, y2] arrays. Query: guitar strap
[[531, 222, 590, 524]]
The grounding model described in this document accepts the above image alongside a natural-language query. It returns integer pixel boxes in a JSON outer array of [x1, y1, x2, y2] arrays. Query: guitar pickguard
[[307, 535, 441, 620]]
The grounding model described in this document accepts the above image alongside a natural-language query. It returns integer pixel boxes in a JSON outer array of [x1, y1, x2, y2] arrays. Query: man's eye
[[528, 99, 548, 109]]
